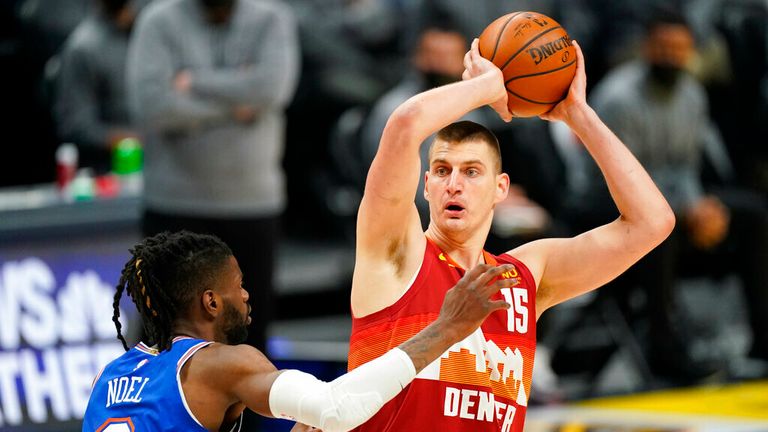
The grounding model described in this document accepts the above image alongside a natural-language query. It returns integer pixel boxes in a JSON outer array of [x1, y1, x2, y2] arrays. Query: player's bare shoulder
[[190, 343, 276, 377], [504, 237, 565, 292]]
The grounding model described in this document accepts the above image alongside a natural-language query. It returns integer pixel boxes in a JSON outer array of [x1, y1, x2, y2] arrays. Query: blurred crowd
[[1, 0, 767, 403]]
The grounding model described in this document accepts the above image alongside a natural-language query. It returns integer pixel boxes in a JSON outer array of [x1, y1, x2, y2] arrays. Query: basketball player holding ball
[[348, 11, 675, 432]]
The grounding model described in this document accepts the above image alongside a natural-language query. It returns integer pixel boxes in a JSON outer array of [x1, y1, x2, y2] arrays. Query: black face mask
[[201, 0, 234, 8], [423, 71, 459, 88], [649, 63, 683, 89], [200, 0, 234, 24]]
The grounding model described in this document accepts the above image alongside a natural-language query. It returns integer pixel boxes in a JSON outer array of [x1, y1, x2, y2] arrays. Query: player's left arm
[[508, 41, 675, 319]]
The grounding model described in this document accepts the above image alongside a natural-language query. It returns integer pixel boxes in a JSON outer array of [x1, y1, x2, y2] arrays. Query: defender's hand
[[437, 264, 514, 341]]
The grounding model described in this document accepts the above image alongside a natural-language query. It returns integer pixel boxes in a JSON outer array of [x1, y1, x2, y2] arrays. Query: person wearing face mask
[[360, 27, 476, 222], [567, 4, 768, 381]]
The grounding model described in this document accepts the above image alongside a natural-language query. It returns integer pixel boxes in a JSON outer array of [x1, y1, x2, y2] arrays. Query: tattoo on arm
[[398, 320, 453, 373]]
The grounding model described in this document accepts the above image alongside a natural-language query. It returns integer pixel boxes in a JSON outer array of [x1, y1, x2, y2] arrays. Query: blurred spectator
[[287, 0, 405, 107], [54, 0, 144, 174], [16, 0, 92, 65], [360, 27, 468, 173], [282, 0, 406, 238], [568, 5, 768, 380], [126, 3, 299, 430], [553, 0, 648, 86], [408, 0, 554, 49], [1, 0, 91, 186], [557, 0, 767, 188], [702, 0, 768, 194]]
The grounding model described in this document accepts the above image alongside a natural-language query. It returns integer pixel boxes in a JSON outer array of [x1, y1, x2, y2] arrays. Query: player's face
[[424, 140, 509, 238], [216, 256, 250, 345]]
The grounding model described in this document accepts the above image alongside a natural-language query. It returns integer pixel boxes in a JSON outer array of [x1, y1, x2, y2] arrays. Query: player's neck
[[173, 319, 213, 342], [425, 227, 486, 271]]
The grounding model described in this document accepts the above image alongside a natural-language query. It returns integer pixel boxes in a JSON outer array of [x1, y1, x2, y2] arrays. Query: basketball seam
[[505, 58, 576, 83], [506, 88, 558, 105], [489, 12, 524, 62], [498, 26, 563, 72]]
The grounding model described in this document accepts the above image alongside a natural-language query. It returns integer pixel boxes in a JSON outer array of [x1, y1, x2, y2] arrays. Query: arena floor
[[527, 379, 768, 432]]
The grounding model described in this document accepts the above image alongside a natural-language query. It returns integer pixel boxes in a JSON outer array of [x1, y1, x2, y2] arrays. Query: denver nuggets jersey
[[349, 238, 537, 432], [82, 336, 228, 432]]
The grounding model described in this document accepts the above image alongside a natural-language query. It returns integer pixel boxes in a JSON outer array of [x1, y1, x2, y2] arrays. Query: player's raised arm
[[510, 41, 675, 316], [357, 40, 511, 259]]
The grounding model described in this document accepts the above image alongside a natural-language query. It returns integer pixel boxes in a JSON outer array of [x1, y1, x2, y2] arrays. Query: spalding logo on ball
[[479, 11, 576, 117]]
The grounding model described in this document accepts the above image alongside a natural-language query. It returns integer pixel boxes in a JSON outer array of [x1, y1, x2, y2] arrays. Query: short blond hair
[[429, 121, 502, 174]]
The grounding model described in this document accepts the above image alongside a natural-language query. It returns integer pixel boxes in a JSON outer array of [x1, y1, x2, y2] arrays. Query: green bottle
[[112, 138, 143, 175]]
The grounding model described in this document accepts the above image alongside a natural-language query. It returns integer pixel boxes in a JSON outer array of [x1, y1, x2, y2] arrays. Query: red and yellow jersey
[[349, 238, 537, 432]]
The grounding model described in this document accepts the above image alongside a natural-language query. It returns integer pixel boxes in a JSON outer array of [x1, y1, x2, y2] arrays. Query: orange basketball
[[478, 11, 576, 117]]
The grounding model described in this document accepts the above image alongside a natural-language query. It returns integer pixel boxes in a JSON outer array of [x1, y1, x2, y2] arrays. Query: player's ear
[[424, 171, 431, 201], [201, 289, 219, 318], [495, 173, 510, 203]]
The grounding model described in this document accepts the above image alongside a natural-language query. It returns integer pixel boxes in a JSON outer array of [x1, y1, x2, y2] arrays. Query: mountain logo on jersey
[[437, 330, 529, 406]]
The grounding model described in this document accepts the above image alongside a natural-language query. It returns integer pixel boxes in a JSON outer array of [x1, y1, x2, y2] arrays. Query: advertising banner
[[0, 233, 139, 431]]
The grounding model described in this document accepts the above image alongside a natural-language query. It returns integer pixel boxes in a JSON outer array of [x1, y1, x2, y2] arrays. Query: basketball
[[478, 11, 576, 117]]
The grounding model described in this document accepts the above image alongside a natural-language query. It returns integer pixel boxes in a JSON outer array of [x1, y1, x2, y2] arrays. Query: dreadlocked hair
[[112, 231, 233, 352]]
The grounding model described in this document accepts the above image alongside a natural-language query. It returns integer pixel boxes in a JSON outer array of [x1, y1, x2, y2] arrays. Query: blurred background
[[0, 0, 766, 431]]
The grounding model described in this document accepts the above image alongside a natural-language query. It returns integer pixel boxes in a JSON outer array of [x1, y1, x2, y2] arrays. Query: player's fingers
[[572, 40, 586, 83], [463, 49, 473, 71], [494, 100, 513, 122], [572, 40, 584, 68], [469, 38, 482, 64], [473, 264, 515, 290], [461, 263, 494, 287], [479, 274, 517, 297], [487, 299, 511, 312]]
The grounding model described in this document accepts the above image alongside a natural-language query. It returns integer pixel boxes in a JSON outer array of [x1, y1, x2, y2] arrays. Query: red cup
[[55, 144, 78, 190]]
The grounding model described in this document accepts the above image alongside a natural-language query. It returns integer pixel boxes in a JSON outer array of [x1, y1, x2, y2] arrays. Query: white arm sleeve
[[268, 347, 416, 432]]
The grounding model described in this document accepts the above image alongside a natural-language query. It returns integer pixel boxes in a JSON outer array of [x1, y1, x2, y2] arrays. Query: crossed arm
[[126, 5, 298, 133]]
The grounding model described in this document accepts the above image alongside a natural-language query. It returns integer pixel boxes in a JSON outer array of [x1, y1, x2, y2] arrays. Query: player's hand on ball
[[539, 40, 588, 124], [463, 38, 512, 122]]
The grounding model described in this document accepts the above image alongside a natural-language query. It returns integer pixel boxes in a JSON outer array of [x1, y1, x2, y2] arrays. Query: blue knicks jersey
[[83, 336, 219, 432]]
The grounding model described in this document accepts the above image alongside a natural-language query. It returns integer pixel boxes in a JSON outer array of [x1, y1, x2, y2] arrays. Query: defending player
[[82, 231, 515, 431]]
